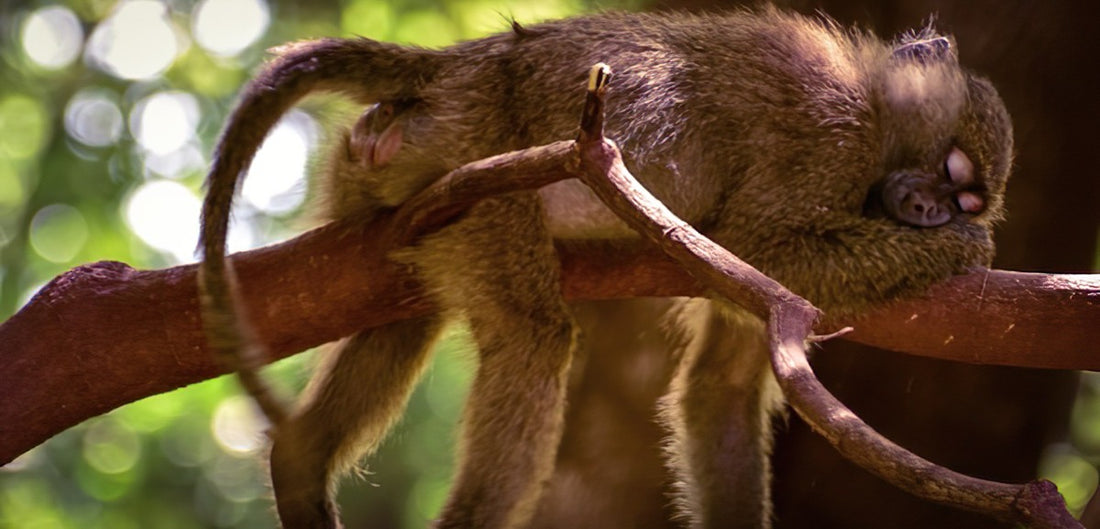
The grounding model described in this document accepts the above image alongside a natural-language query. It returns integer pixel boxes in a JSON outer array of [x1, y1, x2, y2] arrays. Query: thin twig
[[0, 61, 1089, 529], [564, 63, 1081, 529]]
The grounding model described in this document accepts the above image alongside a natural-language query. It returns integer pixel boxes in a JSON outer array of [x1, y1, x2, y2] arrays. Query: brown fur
[[198, 8, 1012, 529]]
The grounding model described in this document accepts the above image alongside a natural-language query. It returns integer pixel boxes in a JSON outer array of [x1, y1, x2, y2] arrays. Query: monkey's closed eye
[[944, 147, 985, 214], [955, 191, 984, 214], [945, 147, 974, 186]]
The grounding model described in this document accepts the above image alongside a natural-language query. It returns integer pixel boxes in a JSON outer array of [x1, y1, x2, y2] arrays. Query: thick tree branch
[[1, 169, 1098, 468], [565, 67, 1080, 528], [1, 65, 1094, 529]]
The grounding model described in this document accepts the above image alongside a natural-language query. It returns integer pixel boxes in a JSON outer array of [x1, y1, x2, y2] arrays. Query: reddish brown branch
[[393, 140, 577, 242], [0, 68, 1095, 529], [564, 75, 1080, 528], [0, 184, 1098, 469], [830, 270, 1100, 370]]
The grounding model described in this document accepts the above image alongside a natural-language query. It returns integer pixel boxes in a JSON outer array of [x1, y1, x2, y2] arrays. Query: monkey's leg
[[660, 302, 784, 529], [269, 315, 443, 529], [407, 193, 576, 529]]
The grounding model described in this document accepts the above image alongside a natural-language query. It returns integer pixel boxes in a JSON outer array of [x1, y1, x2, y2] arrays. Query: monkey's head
[[865, 34, 1013, 230]]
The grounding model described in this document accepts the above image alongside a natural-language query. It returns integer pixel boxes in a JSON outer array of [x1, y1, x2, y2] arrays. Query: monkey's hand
[[734, 216, 994, 317]]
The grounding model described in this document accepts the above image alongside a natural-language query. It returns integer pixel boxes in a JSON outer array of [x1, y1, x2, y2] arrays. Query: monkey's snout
[[902, 191, 952, 228]]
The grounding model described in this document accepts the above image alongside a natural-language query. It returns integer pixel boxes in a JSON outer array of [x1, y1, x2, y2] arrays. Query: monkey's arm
[[726, 216, 999, 318]]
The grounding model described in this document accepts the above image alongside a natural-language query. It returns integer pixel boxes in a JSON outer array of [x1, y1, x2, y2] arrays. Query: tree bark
[[1, 213, 1098, 465]]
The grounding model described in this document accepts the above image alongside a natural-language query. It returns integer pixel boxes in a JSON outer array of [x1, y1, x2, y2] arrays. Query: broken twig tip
[[587, 62, 612, 93], [809, 326, 854, 343], [578, 63, 612, 141]]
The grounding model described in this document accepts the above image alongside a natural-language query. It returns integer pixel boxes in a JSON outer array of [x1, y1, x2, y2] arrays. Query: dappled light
[[21, 6, 84, 70], [29, 204, 88, 263], [211, 396, 266, 455], [63, 89, 123, 148], [85, 0, 183, 81], [242, 109, 317, 215], [192, 0, 270, 58], [125, 180, 201, 263], [131, 91, 207, 179], [82, 418, 142, 476], [131, 91, 201, 157]]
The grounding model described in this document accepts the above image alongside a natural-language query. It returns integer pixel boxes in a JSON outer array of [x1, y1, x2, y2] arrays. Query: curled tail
[[198, 38, 442, 427]]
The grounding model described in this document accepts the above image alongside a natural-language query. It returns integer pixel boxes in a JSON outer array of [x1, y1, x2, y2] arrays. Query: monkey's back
[[398, 10, 883, 236]]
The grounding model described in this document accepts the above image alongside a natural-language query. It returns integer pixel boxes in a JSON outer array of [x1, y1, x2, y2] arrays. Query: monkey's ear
[[892, 36, 955, 64]]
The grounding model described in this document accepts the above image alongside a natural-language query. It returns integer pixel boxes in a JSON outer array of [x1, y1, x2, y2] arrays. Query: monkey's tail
[[198, 39, 444, 428]]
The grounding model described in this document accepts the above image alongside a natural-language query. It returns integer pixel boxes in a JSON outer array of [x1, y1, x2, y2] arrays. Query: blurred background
[[0, 1, 1096, 528]]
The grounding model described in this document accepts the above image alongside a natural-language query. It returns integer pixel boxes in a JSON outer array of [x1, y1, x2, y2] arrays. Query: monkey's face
[[869, 39, 1012, 229], [876, 146, 986, 227]]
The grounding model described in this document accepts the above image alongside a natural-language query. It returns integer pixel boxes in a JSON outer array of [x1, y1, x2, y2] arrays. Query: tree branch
[[1, 64, 1095, 528], [564, 66, 1080, 528]]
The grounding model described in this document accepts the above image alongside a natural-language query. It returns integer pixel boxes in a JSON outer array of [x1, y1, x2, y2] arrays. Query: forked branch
[[0, 62, 1088, 528], [561, 64, 1080, 528], [370, 61, 1082, 527]]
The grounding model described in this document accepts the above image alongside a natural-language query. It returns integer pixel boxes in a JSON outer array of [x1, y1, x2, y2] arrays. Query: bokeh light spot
[[29, 204, 89, 263], [211, 396, 266, 454], [143, 143, 206, 179], [130, 91, 200, 155], [242, 109, 316, 214], [22, 6, 84, 70], [86, 0, 182, 80], [0, 94, 49, 159], [193, 0, 270, 57], [64, 89, 123, 148], [82, 418, 142, 475], [124, 180, 201, 263]]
